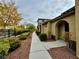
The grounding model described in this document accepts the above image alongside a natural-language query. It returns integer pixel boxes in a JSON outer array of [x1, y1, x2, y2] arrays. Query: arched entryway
[[56, 20, 76, 52], [56, 20, 69, 41]]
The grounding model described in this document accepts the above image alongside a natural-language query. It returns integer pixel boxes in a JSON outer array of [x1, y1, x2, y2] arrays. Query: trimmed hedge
[[0, 38, 10, 56], [39, 33, 47, 41], [18, 32, 30, 40], [16, 30, 30, 35], [0, 50, 5, 56], [0, 37, 21, 56], [68, 40, 76, 52], [0, 32, 30, 56], [18, 34, 26, 40], [36, 31, 40, 35], [8, 38, 21, 52]]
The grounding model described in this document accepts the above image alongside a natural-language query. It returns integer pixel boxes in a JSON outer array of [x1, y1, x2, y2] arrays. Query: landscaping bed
[[0, 32, 30, 57], [48, 47, 78, 59], [36, 31, 55, 41], [0, 38, 20, 56], [6, 34, 32, 59]]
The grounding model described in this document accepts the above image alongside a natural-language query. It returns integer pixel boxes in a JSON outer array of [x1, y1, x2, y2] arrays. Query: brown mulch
[[5, 34, 32, 59], [48, 47, 78, 59]]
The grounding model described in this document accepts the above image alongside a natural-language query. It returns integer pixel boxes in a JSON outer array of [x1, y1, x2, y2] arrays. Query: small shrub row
[[0, 32, 30, 56], [18, 34, 26, 40], [0, 50, 5, 56], [18, 32, 30, 40], [8, 38, 21, 52], [0, 38, 10, 56], [15, 30, 29, 35], [0, 37, 21, 56]]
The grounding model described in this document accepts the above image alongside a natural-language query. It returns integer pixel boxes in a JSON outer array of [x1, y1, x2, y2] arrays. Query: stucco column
[[76, 0, 79, 57], [41, 24, 44, 33], [47, 22, 51, 38]]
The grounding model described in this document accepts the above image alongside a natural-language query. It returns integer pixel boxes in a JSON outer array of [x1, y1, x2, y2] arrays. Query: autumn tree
[[0, 0, 22, 36]]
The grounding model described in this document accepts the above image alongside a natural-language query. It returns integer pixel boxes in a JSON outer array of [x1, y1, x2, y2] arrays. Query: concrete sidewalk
[[42, 40, 67, 50], [29, 32, 52, 59]]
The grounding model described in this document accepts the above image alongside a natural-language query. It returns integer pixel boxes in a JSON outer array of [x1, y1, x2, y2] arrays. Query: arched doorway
[[56, 20, 69, 41]]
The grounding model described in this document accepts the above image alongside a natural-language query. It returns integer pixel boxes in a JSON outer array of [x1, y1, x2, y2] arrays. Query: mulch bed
[[48, 47, 78, 59], [5, 34, 32, 59]]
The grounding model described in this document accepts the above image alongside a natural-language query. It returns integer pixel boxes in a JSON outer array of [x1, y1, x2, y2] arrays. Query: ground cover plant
[[0, 38, 10, 56]]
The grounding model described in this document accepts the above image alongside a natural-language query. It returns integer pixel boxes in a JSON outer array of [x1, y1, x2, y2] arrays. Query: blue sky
[[0, 0, 75, 26]]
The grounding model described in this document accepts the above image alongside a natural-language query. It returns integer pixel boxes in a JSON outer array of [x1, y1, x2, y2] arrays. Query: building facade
[[76, 0, 79, 57], [37, 6, 79, 57]]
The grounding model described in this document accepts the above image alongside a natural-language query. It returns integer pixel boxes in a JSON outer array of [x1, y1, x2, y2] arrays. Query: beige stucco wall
[[43, 14, 75, 41], [76, 0, 79, 57], [41, 24, 44, 33], [50, 14, 76, 41], [43, 22, 52, 38], [40, 1, 79, 57], [43, 24, 48, 34]]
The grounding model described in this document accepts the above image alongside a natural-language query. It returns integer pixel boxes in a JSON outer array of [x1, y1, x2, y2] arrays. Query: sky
[[0, 0, 75, 26]]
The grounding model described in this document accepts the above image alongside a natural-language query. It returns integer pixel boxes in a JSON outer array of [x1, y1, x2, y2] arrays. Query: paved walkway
[[29, 32, 52, 59], [42, 40, 66, 50], [29, 32, 77, 59], [29, 32, 67, 59]]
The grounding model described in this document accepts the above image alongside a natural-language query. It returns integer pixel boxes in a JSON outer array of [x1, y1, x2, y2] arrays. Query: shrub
[[8, 39, 20, 52], [0, 38, 10, 56], [18, 32, 30, 40], [18, 34, 26, 40], [0, 50, 5, 56], [68, 40, 76, 52], [13, 30, 29, 36], [22, 32, 30, 36], [36, 31, 40, 36], [39, 33, 47, 41]]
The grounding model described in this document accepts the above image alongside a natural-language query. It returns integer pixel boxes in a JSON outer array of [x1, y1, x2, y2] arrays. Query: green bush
[[39, 33, 47, 41], [0, 37, 21, 55], [22, 32, 30, 36], [18, 32, 30, 40], [18, 34, 26, 40], [0, 38, 10, 56], [0, 50, 5, 56], [8, 39, 20, 52], [36, 31, 40, 36]]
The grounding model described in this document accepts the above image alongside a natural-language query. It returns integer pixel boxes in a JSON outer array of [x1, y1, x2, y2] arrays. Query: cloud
[[1, 0, 74, 26]]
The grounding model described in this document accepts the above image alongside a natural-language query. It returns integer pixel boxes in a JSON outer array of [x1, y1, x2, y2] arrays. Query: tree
[[25, 23, 36, 32], [0, 0, 23, 36]]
